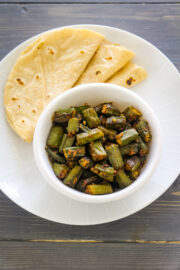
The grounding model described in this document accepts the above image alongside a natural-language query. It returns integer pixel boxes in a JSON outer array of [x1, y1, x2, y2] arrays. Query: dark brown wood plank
[[0, 4, 179, 70], [1, 242, 180, 270], [0, 176, 180, 241]]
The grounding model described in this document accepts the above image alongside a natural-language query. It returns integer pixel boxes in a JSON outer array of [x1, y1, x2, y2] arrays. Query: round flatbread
[[4, 28, 104, 142]]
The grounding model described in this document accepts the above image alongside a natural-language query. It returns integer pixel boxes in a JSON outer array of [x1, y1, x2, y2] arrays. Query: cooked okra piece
[[116, 169, 132, 188], [67, 160, 78, 169], [93, 103, 104, 115], [105, 144, 124, 169], [74, 105, 89, 113], [102, 104, 120, 116], [75, 113, 83, 122], [59, 134, 75, 153], [45, 146, 66, 163], [76, 176, 99, 192], [78, 157, 94, 169], [67, 118, 79, 136], [47, 126, 64, 149], [116, 128, 139, 146], [125, 156, 141, 172], [99, 115, 107, 126], [76, 128, 104, 145], [106, 115, 126, 130], [85, 184, 113, 195], [98, 126, 117, 141], [120, 142, 139, 156], [53, 107, 76, 123], [81, 170, 95, 179], [123, 106, 142, 122], [129, 168, 140, 180], [91, 163, 116, 182], [135, 120, 152, 143], [52, 163, 69, 179], [79, 123, 91, 132], [82, 108, 100, 128], [137, 137, 149, 156], [63, 146, 86, 160], [89, 141, 107, 162], [63, 165, 83, 187]]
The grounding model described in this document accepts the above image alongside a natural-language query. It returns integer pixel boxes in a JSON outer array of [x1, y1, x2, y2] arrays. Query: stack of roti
[[4, 28, 147, 143]]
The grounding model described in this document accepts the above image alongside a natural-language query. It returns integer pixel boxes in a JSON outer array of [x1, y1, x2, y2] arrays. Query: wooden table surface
[[0, 1, 180, 269]]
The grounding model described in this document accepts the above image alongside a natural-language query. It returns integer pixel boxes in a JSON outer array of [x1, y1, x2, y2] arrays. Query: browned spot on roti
[[96, 71, 101, 75], [126, 77, 136, 86]]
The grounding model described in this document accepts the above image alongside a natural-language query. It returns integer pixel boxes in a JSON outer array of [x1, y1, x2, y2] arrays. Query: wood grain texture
[[0, 242, 180, 270], [0, 177, 180, 241], [0, 4, 180, 70]]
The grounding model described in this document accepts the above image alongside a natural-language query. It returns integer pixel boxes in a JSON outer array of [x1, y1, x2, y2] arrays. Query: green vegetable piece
[[63, 165, 83, 188], [63, 146, 86, 160], [102, 104, 120, 116], [75, 113, 83, 122], [140, 155, 147, 167], [129, 168, 140, 180], [91, 163, 116, 182], [125, 156, 141, 172], [135, 120, 152, 143], [89, 141, 107, 162], [79, 123, 91, 132], [53, 107, 76, 123], [85, 184, 113, 195], [76, 128, 104, 145], [82, 107, 100, 128], [98, 126, 117, 141], [78, 157, 94, 169], [106, 115, 126, 130], [120, 142, 139, 156], [81, 170, 95, 179], [67, 160, 78, 169], [137, 137, 149, 156], [67, 117, 79, 136], [45, 146, 66, 163], [94, 103, 113, 115], [116, 128, 139, 146], [116, 169, 132, 188], [93, 104, 104, 115], [99, 115, 107, 126], [52, 163, 69, 179], [123, 106, 142, 122], [47, 126, 64, 149], [105, 144, 124, 169], [74, 105, 90, 113], [76, 176, 99, 192], [59, 134, 75, 153]]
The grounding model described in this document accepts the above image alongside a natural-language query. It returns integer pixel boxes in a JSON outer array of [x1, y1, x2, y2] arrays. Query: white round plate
[[0, 25, 180, 225]]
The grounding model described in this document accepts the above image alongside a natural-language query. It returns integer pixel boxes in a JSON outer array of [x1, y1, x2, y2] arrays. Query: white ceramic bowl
[[33, 83, 162, 204]]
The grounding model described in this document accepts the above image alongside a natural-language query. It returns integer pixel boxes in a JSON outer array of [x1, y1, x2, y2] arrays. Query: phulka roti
[[106, 62, 147, 88], [4, 38, 45, 143], [76, 45, 134, 85], [4, 28, 104, 142], [40, 28, 104, 104]]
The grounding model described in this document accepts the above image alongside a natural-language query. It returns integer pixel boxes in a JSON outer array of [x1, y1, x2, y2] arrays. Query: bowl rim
[[33, 83, 162, 204]]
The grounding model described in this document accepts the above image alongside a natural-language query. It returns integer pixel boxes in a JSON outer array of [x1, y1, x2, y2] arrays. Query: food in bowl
[[45, 102, 152, 195], [4, 27, 147, 143]]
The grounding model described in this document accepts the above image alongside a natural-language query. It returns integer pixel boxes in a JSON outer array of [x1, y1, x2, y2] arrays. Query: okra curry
[[46, 103, 152, 195]]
